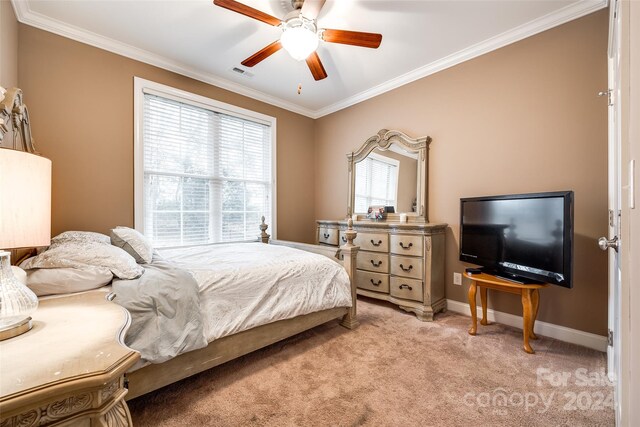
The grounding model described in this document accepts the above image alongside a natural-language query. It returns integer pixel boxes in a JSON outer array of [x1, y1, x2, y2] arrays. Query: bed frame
[[125, 218, 360, 400]]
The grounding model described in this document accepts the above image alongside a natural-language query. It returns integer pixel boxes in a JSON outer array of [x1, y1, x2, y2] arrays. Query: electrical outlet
[[453, 272, 462, 286]]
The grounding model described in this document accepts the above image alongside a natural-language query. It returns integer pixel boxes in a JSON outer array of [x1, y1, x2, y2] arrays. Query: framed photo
[[367, 205, 386, 220]]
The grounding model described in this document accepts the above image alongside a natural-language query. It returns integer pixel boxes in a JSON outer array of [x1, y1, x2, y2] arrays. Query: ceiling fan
[[213, 0, 383, 81]]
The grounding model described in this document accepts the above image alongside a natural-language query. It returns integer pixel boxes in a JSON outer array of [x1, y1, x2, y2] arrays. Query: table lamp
[[0, 148, 52, 340]]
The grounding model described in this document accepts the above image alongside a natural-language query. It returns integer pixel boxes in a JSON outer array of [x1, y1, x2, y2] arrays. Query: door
[[600, 0, 622, 420]]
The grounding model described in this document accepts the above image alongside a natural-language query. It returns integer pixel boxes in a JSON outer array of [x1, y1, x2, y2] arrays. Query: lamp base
[[0, 250, 39, 340], [0, 317, 33, 341]]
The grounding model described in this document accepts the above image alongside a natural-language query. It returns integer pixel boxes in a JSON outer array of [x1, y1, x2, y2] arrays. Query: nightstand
[[0, 291, 140, 426]]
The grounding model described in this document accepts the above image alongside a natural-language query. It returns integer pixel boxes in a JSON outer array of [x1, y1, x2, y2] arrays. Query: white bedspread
[[159, 243, 352, 343]]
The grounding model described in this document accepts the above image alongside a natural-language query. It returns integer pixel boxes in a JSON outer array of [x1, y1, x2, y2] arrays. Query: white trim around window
[[133, 77, 277, 246]]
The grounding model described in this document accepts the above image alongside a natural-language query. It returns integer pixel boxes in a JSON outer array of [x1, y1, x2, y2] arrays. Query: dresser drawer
[[318, 227, 339, 245], [390, 276, 423, 302], [356, 270, 390, 293], [390, 255, 423, 280], [357, 251, 389, 273], [354, 232, 389, 253], [390, 234, 423, 256]]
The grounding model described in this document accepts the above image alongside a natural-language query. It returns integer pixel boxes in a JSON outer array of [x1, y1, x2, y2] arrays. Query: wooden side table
[[464, 272, 549, 354], [0, 291, 140, 426]]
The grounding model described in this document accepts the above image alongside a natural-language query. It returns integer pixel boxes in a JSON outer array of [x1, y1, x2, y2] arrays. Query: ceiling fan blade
[[301, 0, 326, 20], [213, 0, 281, 26], [305, 51, 327, 81], [321, 29, 382, 49], [241, 41, 282, 67]]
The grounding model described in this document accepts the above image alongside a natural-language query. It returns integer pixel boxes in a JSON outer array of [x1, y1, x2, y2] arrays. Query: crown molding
[[11, 0, 317, 118], [12, 0, 607, 120], [313, 0, 608, 118]]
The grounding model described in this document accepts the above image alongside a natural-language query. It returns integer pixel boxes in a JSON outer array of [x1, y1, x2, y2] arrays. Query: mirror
[[347, 129, 431, 222]]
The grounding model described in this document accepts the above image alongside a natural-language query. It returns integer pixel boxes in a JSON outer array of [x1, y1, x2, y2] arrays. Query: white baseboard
[[445, 299, 608, 352]]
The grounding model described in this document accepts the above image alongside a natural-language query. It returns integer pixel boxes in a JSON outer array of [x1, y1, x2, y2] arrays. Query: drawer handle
[[399, 242, 413, 250], [370, 279, 382, 286], [399, 284, 413, 291], [323, 233, 330, 239], [341, 236, 347, 243], [371, 239, 383, 247], [399, 264, 413, 272], [370, 260, 382, 267]]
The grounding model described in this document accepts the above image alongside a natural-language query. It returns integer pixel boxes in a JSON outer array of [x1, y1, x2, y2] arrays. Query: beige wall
[[18, 25, 316, 243], [0, 1, 18, 88], [315, 11, 609, 335], [0, 0, 18, 149]]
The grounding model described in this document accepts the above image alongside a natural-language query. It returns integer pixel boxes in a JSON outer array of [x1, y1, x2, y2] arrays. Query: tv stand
[[478, 268, 545, 285], [464, 272, 549, 354], [493, 274, 526, 284]]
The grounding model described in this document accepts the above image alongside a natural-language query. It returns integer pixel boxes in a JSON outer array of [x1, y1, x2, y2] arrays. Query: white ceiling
[[14, 0, 606, 118]]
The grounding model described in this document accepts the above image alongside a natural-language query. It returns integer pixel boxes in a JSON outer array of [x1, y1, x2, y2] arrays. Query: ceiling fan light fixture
[[280, 16, 319, 61]]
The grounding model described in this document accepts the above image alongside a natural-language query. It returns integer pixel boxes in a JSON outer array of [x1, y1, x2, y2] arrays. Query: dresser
[[0, 291, 140, 427], [317, 220, 447, 321]]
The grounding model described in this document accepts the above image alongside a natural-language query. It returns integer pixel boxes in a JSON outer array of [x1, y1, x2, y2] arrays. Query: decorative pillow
[[24, 266, 114, 296], [110, 227, 154, 264], [22, 238, 144, 280], [51, 231, 111, 245], [11, 266, 27, 285]]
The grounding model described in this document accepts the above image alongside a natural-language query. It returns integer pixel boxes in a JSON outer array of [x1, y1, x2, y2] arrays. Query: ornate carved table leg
[[468, 280, 478, 335], [93, 400, 133, 427], [480, 286, 490, 326], [530, 288, 540, 340], [521, 289, 535, 354]]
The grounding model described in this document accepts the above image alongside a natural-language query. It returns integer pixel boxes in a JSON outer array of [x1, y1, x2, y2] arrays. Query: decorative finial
[[259, 216, 270, 243], [342, 218, 357, 247]]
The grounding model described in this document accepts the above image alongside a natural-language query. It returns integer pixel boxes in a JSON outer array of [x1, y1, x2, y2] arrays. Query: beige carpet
[[128, 297, 614, 426]]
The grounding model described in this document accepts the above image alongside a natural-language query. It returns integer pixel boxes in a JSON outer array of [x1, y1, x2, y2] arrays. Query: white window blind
[[354, 155, 398, 213], [142, 93, 272, 247]]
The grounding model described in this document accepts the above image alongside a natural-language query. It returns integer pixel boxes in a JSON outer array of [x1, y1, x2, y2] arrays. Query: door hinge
[[608, 209, 621, 228], [608, 329, 613, 347], [598, 89, 613, 106]]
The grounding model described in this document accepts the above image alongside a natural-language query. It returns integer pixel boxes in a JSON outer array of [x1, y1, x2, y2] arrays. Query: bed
[[20, 219, 360, 400]]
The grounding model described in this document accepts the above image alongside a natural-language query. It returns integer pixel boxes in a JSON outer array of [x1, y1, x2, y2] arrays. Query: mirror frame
[[347, 129, 432, 222]]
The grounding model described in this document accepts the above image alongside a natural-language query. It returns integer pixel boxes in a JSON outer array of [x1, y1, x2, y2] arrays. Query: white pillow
[[25, 266, 114, 296], [11, 266, 27, 285], [22, 238, 143, 280], [51, 231, 111, 245], [110, 227, 154, 264]]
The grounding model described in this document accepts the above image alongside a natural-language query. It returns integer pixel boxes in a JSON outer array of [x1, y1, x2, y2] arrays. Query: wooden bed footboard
[[126, 307, 349, 400], [125, 218, 359, 400], [264, 217, 360, 330]]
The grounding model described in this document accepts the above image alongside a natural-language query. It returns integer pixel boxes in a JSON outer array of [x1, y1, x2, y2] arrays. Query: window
[[354, 153, 399, 213], [135, 78, 275, 248]]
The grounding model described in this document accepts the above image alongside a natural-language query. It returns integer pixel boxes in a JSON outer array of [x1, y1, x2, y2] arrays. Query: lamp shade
[[0, 149, 52, 249]]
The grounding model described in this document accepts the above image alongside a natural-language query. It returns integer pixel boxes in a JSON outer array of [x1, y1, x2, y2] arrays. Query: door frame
[[612, 1, 639, 425], [606, 0, 622, 390]]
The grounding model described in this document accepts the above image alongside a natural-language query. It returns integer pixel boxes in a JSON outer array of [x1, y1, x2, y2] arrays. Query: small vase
[[0, 251, 38, 333]]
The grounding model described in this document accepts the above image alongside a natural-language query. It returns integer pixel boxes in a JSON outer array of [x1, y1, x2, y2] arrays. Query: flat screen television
[[459, 191, 574, 288]]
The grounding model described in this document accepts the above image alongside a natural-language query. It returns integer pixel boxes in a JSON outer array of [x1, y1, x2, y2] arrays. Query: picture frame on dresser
[[317, 129, 447, 321]]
